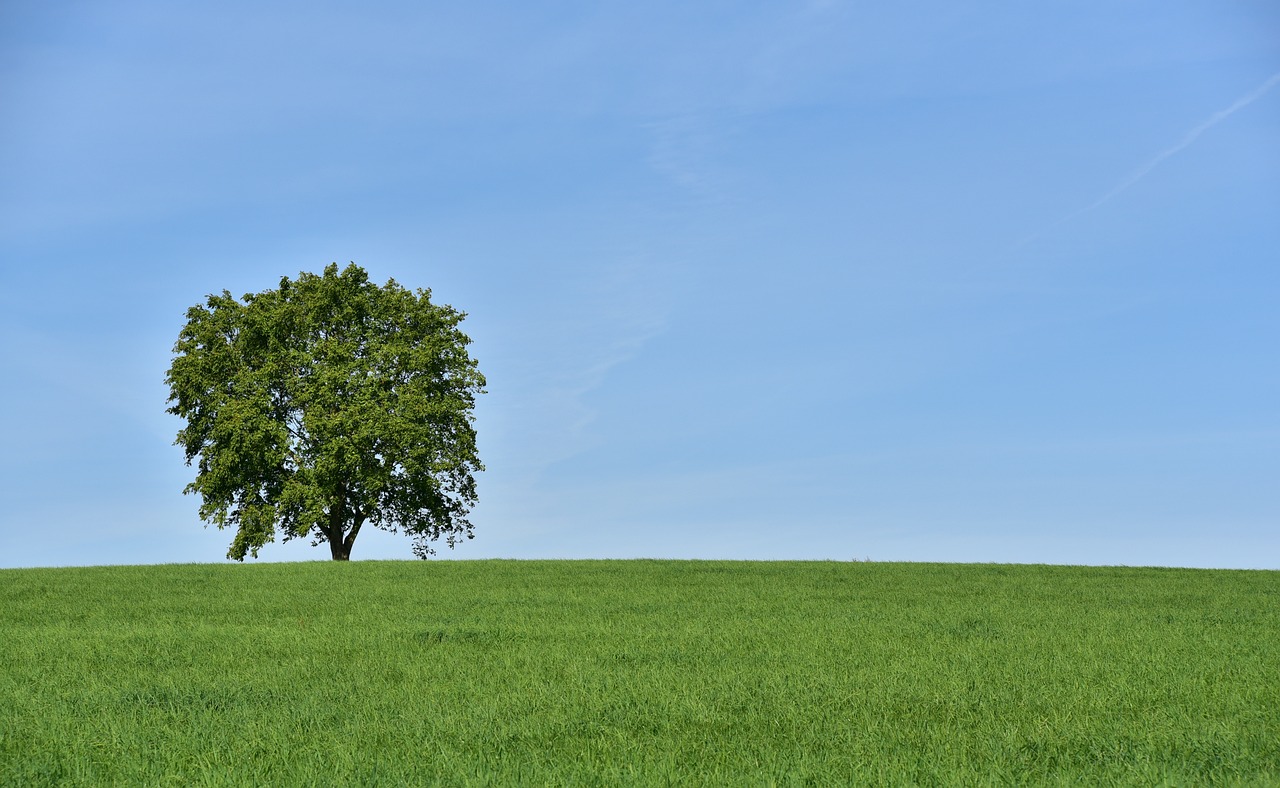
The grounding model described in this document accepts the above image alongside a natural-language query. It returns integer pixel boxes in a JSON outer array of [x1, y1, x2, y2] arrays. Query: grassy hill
[[2, 560, 1277, 785]]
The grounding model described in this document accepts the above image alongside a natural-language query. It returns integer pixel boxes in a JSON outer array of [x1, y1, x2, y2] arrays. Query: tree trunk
[[327, 491, 351, 560]]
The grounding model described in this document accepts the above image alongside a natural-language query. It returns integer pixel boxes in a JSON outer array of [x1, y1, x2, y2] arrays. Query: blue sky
[[2, 1, 1277, 568]]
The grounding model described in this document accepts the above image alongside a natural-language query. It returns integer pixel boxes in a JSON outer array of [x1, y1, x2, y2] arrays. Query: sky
[[1, 1, 1278, 569]]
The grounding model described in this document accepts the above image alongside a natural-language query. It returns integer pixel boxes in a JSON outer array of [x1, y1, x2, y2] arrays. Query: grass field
[[1, 560, 1277, 785]]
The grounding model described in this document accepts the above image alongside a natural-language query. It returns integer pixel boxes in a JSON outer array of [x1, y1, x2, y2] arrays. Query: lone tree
[[165, 263, 485, 561]]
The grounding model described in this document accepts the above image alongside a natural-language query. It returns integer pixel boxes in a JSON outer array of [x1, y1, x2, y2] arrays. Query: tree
[[165, 263, 485, 561]]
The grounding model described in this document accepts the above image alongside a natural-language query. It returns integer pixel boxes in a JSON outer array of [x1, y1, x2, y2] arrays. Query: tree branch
[[343, 515, 365, 557]]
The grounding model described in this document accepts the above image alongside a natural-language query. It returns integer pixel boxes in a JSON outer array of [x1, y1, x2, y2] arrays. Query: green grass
[[2, 560, 1277, 785]]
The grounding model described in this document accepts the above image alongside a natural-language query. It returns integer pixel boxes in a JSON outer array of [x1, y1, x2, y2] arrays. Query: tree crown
[[165, 263, 485, 560]]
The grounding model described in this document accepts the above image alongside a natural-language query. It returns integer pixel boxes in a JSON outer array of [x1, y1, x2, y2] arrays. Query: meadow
[[1, 560, 1277, 785]]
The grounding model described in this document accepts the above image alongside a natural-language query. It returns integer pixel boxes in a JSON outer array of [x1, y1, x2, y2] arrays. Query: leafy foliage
[[165, 263, 485, 560]]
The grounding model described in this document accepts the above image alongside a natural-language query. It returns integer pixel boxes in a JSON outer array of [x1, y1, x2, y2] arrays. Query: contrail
[[1085, 71, 1280, 212], [1017, 72, 1280, 246]]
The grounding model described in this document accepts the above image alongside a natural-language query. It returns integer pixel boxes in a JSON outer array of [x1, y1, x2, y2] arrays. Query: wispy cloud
[[642, 2, 851, 205], [490, 259, 672, 476], [645, 113, 721, 201], [1019, 72, 1280, 245]]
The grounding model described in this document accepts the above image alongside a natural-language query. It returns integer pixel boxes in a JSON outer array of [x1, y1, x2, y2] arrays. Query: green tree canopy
[[165, 263, 485, 560]]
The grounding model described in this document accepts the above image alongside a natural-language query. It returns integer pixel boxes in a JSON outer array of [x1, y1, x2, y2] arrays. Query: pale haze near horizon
[[1, 1, 1277, 569]]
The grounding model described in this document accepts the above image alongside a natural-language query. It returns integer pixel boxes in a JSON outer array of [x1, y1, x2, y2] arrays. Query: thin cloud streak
[[1018, 72, 1280, 246], [1085, 72, 1280, 212]]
